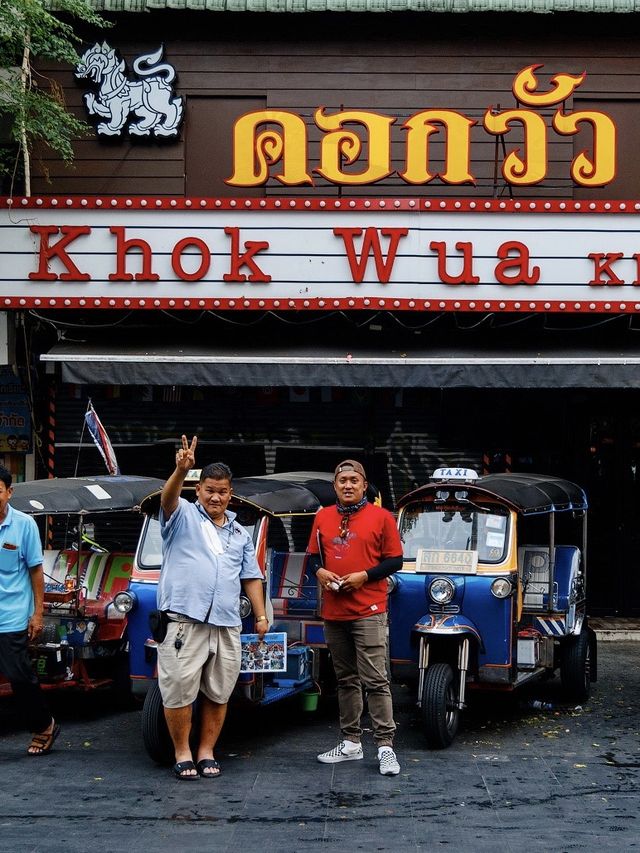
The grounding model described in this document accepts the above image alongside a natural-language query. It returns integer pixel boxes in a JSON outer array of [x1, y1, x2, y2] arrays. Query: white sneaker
[[317, 741, 364, 764], [378, 747, 400, 776]]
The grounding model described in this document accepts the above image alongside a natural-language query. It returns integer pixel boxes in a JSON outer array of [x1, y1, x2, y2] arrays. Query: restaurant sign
[[227, 67, 615, 190], [2, 196, 640, 313]]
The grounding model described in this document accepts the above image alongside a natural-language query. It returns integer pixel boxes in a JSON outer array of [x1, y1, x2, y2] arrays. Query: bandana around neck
[[336, 496, 368, 540], [336, 496, 368, 516]]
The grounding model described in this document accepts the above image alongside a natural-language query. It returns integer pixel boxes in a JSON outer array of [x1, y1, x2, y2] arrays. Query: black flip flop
[[196, 758, 221, 778], [27, 723, 60, 756], [172, 760, 199, 780]]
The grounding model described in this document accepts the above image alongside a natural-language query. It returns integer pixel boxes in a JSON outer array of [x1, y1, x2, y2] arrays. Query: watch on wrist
[[256, 615, 268, 623]]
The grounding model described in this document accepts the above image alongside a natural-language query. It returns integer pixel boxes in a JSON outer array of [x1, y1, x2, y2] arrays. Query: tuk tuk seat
[[270, 550, 320, 617], [519, 545, 555, 610], [43, 549, 133, 618], [553, 545, 580, 612], [520, 544, 580, 611]]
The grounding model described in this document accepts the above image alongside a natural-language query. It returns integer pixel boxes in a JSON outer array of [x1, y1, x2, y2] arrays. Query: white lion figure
[[76, 42, 184, 138]]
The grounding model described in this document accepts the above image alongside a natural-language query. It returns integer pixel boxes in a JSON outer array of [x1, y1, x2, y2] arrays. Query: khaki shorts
[[157, 621, 241, 708]]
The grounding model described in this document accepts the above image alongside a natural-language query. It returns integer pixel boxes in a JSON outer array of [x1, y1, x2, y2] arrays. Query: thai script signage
[[2, 196, 640, 313], [227, 67, 615, 190]]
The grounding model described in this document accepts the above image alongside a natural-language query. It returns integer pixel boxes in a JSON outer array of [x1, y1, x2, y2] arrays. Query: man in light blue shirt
[[0, 465, 60, 755], [157, 435, 269, 780]]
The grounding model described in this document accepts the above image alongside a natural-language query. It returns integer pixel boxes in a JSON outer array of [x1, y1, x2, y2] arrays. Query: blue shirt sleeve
[[239, 532, 262, 580], [24, 516, 44, 569]]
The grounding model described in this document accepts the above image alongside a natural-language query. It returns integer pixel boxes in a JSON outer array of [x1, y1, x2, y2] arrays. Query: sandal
[[196, 758, 221, 778], [27, 722, 60, 756], [172, 760, 199, 780]]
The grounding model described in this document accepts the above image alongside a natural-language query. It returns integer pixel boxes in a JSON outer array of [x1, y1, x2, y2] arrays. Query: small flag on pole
[[84, 401, 120, 475]]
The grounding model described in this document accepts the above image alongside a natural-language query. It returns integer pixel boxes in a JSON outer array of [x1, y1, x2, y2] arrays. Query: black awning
[[41, 342, 640, 388]]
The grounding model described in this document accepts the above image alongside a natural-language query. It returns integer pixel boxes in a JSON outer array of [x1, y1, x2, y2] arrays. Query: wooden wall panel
[[29, 12, 640, 199]]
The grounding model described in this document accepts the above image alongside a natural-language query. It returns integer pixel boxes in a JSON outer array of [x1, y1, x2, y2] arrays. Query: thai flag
[[84, 402, 120, 475]]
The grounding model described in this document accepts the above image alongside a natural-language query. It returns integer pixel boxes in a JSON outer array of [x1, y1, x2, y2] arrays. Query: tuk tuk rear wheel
[[560, 628, 591, 703], [420, 662, 460, 749], [141, 683, 174, 765]]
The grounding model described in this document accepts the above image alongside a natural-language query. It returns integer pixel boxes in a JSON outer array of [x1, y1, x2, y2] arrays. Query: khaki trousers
[[323, 612, 396, 747]]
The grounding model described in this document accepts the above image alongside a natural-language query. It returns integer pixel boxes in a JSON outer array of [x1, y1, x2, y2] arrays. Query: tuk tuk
[[389, 467, 597, 748], [0, 475, 164, 697], [118, 471, 377, 763]]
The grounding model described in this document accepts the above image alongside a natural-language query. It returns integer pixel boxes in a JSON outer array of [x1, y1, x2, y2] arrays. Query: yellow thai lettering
[[314, 109, 395, 185], [227, 110, 313, 187], [553, 109, 617, 187], [400, 110, 475, 185], [483, 109, 547, 185], [224, 67, 617, 191], [513, 64, 587, 107]]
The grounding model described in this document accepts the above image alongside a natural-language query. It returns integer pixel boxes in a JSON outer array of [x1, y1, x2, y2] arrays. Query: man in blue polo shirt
[[157, 435, 269, 780], [0, 465, 60, 755]]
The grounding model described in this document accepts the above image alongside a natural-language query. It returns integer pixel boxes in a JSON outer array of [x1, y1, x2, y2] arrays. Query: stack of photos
[[240, 631, 287, 673]]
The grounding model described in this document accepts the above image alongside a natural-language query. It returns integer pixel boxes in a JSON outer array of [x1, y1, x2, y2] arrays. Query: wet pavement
[[0, 641, 638, 852]]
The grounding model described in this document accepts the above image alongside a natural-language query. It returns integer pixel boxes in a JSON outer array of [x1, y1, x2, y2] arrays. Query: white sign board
[[2, 197, 640, 312]]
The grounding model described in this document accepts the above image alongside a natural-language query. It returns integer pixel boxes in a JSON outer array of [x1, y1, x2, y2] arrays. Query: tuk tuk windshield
[[137, 507, 258, 570], [399, 502, 510, 566]]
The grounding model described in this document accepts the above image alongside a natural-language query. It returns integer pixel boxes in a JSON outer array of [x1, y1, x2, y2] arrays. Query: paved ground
[[0, 641, 638, 852]]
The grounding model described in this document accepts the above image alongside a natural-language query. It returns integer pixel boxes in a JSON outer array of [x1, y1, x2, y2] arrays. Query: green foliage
[[0, 0, 110, 189]]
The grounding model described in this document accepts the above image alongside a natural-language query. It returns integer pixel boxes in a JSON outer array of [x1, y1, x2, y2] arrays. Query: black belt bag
[[149, 610, 169, 644]]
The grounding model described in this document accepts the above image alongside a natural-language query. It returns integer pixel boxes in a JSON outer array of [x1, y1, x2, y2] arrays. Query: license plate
[[416, 549, 478, 574]]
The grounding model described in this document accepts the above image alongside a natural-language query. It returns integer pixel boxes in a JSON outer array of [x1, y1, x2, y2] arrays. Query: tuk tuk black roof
[[398, 472, 588, 515], [231, 472, 339, 515], [139, 471, 349, 516], [11, 475, 166, 515]]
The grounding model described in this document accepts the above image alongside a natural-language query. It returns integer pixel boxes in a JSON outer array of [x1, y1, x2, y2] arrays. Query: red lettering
[[589, 252, 625, 285], [108, 226, 159, 282], [28, 225, 91, 281], [223, 227, 271, 282], [171, 237, 211, 281], [334, 227, 408, 284], [430, 241, 480, 285], [494, 241, 540, 285]]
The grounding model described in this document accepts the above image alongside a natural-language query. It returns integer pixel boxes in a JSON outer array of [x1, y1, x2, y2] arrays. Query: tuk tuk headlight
[[113, 590, 137, 614], [428, 577, 455, 604], [239, 595, 252, 619], [491, 578, 512, 599]]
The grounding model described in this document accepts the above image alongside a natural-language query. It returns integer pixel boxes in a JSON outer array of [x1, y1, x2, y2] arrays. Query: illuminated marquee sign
[[227, 66, 616, 190], [2, 197, 640, 313]]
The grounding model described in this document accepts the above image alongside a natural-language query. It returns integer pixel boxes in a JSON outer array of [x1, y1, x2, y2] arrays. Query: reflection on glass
[[400, 502, 508, 564]]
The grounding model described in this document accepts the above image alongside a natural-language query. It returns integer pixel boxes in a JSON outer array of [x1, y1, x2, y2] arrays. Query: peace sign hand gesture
[[176, 434, 197, 473]]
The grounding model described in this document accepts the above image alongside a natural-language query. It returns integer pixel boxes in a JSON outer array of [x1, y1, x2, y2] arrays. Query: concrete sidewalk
[[591, 616, 640, 641], [0, 641, 639, 852]]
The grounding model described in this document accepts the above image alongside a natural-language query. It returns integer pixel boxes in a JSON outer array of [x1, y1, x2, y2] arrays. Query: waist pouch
[[149, 610, 169, 643]]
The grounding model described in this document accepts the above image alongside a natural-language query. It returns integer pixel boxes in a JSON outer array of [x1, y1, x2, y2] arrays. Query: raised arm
[[161, 434, 197, 518]]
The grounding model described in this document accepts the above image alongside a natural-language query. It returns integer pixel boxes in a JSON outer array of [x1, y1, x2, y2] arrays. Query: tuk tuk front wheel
[[141, 683, 174, 765], [420, 662, 460, 749], [560, 628, 591, 703]]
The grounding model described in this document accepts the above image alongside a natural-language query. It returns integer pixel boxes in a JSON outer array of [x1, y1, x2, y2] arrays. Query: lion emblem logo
[[76, 42, 183, 138]]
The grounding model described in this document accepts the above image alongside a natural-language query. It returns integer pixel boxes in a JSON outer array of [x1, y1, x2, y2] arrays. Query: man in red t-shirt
[[307, 460, 403, 776]]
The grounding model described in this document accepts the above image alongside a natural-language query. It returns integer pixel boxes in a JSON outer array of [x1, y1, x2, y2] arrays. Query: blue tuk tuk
[[388, 467, 597, 748], [116, 471, 356, 762]]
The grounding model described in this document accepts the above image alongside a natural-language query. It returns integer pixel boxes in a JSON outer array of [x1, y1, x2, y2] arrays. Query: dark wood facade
[[32, 12, 640, 200]]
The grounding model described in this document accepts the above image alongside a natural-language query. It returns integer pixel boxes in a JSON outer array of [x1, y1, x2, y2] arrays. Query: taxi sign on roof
[[430, 467, 479, 481]]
